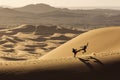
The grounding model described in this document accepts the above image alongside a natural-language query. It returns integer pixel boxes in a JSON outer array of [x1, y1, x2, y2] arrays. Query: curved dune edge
[[40, 27, 120, 59]]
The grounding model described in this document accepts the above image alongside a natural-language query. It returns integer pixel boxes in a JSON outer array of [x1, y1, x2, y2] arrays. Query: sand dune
[[0, 24, 81, 60], [41, 27, 120, 59], [0, 27, 120, 80]]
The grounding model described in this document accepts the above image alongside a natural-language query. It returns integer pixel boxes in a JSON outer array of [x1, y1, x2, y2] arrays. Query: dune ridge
[[40, 27, 120, 59]]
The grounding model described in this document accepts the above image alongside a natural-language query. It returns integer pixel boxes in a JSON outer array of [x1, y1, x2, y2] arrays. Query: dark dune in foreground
[[0, 56, 120, 80]]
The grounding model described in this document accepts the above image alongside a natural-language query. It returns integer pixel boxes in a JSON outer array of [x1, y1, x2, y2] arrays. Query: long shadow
[[77, 57, 104, 80], [2, 49, 15, 52], [12, 36, 24, 42], [25, 43, 47, 48], [23, 48, 35, 51], [0, 57, 27, 61], [50, 35, 71, 40], [89, 56, 104, 66], [6, 38, 17, 43], [78, 58, 94, 71], [78, 56, 104, 71], [0, 40, 7, 45], [3, 44, 14, 48]]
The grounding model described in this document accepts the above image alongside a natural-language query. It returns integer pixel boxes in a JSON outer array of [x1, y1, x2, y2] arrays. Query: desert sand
[[41, 27, 120, 59], [0, 24, 81, 60], [0, 26, 120, 80]]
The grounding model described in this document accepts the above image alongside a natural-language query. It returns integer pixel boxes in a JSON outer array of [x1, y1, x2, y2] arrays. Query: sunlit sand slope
[[41, 27, 120, 59]]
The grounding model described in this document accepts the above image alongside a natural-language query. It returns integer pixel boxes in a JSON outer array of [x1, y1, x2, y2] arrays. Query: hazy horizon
[[0, 3, 120, 10], [0, 0, 120, 10]]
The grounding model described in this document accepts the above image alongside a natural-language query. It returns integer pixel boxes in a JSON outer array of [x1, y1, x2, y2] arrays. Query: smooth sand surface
[[40, 27, 120, 59]]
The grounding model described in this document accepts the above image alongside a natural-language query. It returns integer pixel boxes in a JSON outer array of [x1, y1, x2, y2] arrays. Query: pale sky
[[0, 0, 120, 8]]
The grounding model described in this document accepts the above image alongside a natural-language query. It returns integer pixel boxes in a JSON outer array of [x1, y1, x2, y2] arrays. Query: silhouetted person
[[72, 48, 78, 57], [80, 43, 89, 54]]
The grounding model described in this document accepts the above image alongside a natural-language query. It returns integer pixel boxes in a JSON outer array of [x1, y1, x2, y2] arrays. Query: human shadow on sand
[[78, 58, 94, 71], [89, 56, 104, 65], [78, 56, 104, 71]]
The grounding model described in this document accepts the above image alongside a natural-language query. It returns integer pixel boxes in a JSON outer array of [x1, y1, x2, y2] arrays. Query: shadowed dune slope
[[40, 27, 120, 59]]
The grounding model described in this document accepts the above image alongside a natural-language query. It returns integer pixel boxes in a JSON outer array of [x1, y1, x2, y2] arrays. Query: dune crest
[[40, 27, 120, 59]]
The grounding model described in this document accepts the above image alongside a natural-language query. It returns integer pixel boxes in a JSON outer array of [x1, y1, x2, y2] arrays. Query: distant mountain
[[0, 7, 36, 17], [0, 8, 20, 14], [14, 3, 62, 14], [0, 4, 120, 28]]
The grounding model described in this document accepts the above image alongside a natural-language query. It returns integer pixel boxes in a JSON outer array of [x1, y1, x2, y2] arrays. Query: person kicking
[[72, 48, 78, 57], [80, 43, 89, 54]]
